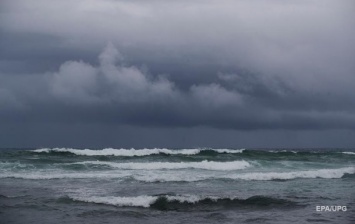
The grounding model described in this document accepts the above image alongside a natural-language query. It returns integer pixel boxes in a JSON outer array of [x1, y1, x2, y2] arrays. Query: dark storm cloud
[[1, 0, 355, 134], [1, 43, 355, 131]]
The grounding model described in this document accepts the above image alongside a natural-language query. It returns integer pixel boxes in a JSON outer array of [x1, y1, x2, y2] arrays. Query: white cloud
[[50, 43, 179, 105], [52, 61, 99, 103]]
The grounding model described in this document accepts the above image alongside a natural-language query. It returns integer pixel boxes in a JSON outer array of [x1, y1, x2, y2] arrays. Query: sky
[[1, 0, 355, 148]]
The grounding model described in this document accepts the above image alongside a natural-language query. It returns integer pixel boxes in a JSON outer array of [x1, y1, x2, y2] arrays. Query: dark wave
[[65, 195, 301, 211], [150, 195, 300, 211], [342, 173, 355, 179], [0, 194, 8, 198], [28, 147, 355, 159]]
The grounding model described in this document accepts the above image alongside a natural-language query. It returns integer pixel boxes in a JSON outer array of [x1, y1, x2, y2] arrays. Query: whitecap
[[0, 172, 129, 180], [71, 160, 251, 171], [341, 152, 355, 155], [134, 167, 355, 182], [70, 194, 221, 208], [33, 148, 244, 156]]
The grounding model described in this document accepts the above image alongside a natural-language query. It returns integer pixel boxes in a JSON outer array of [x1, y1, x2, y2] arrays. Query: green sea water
[[0, 148, 354, 223]]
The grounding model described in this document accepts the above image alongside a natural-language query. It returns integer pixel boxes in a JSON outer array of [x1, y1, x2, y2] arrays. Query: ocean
[[0, 148, 354, 224]]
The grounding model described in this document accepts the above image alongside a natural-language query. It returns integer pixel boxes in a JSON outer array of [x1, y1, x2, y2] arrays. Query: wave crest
[[0, 172, 129, 180], [71, 160, 251, 171], [68, 194, 298, 210], [341, 152, 355, 155], [134, 167, 355, 182], [33, 148, 245, 156], [228, 167, 355, 181], [2, 167, 353, 181]]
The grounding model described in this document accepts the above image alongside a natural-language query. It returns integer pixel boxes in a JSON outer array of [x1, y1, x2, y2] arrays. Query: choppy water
[[0, 148, 354, 223]]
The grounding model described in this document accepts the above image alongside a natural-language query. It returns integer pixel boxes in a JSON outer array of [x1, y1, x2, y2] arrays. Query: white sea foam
[[341, 152, 355, 155], [133, 167, 355, 182], [72, 195, 157, 207], [72, 160, 251, 171], [164, 195, 219, 203], [33, 148, 244, 156], [228, 167, 355, 181], [276, 150, 297, 154], [70, 194, 221, 207], [210, 149, 245, 154], [2, 167, 353, 181], [0, 172, 129, 180], [133, 172, 208, 182]]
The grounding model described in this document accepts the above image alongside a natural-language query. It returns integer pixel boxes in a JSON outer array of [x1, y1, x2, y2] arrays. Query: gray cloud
[[1, 43, 355, 130], [2, 0, 354, 78], [1, 0, 355, 147]]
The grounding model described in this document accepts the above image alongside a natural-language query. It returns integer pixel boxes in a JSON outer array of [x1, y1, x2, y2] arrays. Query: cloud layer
[[1, 0, 355, 147], [1, 43, 355, 130]]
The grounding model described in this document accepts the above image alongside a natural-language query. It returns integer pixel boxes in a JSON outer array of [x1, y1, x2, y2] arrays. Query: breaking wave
[[70, 160, 251, 171], [227, 167, 355, 181], [2, 167, 353, 181], [341, 152, 355, 155], [0, 172, 129, 180], [33, 148, 245, 156], [68, 194, 298, 210], [32, 148, 355, 159], [134, 167, 355, 182]]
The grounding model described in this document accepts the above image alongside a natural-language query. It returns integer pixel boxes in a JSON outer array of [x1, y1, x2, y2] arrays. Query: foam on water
[[69, 194, 296, 209], [33, 148, 244, 156], [0, 172, 129, 180], [341, 152, 355, 155], [269, 150, 298, 153], [1, 167, 353, 181], [211, 149, 245, 154], [72, 195, 157, 207], [228, 167, 355, 180], [70, 195, 221, 208], [134, 167, 355, 182], [71, 160, 251, 170]]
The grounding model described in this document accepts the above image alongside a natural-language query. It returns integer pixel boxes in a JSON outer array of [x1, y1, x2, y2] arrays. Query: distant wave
[[341, 152, 355, 155], [0, 194, 28, 199], [33, 148, 245, 156], [269, 150, 297, 154], [70, 160, 251, 171], [0, 161, 34, 169], [68, 194, 297, 210], [227, 167, 355, 181], [134, 167, 355, 182], [0, 172, 129, 180], [3, 167, 353, 181], [32, 148, 355, 157]]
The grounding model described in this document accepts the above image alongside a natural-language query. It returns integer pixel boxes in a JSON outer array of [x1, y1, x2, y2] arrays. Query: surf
[[67, 194, 299, 210], [68, 160, 251, 171], [33, 148, 245, 156]]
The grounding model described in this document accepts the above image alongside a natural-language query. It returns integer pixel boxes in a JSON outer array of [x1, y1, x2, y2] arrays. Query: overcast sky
[[1, 0, 355, 148]]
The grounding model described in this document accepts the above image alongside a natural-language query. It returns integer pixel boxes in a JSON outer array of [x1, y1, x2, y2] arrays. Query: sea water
[[0, 148, 354, 223]]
